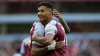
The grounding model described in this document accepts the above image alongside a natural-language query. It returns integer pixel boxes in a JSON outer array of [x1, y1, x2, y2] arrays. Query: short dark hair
[[37, 2, 54, 10]]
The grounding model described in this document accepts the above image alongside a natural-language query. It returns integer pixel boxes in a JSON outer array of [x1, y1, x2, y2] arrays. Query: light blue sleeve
[[20, 40, 25, 54], [45, 24, 57, 35], [34, 28, 44, 37]]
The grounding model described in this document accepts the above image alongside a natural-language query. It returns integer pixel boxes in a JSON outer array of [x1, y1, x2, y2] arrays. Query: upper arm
[[44, 24, 57, 44]]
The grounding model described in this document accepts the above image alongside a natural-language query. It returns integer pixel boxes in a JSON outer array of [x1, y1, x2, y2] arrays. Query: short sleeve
[[33, 21, 44, 37], [45, 24, 57, 35], [34, 28, 44, 37], [20, 40, 25, 54]]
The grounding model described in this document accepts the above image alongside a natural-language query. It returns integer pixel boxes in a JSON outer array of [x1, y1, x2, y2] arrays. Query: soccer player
[[31, 2, 70, 56], [20, 11, 69, 56]]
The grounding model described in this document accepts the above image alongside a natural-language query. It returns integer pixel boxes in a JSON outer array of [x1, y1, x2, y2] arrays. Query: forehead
[[38, 6, 50, 10]]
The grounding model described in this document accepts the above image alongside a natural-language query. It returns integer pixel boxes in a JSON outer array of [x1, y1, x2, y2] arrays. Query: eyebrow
[[38, 8, 45, 11]]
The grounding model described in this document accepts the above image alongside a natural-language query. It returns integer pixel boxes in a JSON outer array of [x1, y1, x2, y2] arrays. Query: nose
[[38, 12, 41, 15], [38, 12, 42, 17]]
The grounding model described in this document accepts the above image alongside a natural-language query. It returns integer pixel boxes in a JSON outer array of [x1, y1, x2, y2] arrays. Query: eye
[[41, 10, 45, 12], [37, 10, 39, 13]]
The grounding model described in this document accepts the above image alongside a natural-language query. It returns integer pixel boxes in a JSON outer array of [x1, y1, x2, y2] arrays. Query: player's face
[[38, 6, 52, 22]]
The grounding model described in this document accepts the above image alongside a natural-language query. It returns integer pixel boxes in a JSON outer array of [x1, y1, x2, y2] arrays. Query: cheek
[[43, 12, 47, 15], [43, 13, 48, 17], [46, 12, 51, 16], [42, 13, 45, 15]]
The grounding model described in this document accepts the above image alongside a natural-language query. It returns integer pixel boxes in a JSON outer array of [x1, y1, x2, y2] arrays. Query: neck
[[41, 18, 52, 26]]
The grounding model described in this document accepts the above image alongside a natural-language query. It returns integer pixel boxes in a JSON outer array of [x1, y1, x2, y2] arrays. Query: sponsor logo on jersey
[[46, 25, 55, 33], [47, 25, 53, 30]]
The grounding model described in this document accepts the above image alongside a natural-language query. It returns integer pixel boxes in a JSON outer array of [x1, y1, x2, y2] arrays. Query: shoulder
[[45, 20, 56, 29], [46, 20, 57, 27], [46, 20, 62, 28], [33, 20, 43, 28], [30, 20, 41, 32], [48, 20, 57, 25], [33, 20, 40, 26], [45, 20, 58, 32]]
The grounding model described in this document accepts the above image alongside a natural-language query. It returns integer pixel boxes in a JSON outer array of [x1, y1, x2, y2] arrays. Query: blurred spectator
[[0, 47, 8, 56], [12, 48, 21, 56]]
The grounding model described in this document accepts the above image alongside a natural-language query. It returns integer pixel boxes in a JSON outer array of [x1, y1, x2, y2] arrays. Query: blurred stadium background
[[0, 0, 100, 56]]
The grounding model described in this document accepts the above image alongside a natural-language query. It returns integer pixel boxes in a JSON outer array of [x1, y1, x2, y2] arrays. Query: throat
[[41, 19, 51, 26]]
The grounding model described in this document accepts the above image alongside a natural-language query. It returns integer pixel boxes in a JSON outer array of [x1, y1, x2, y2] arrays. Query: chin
[[39, 19, 45, 21], [39, 19, 44, 22]]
